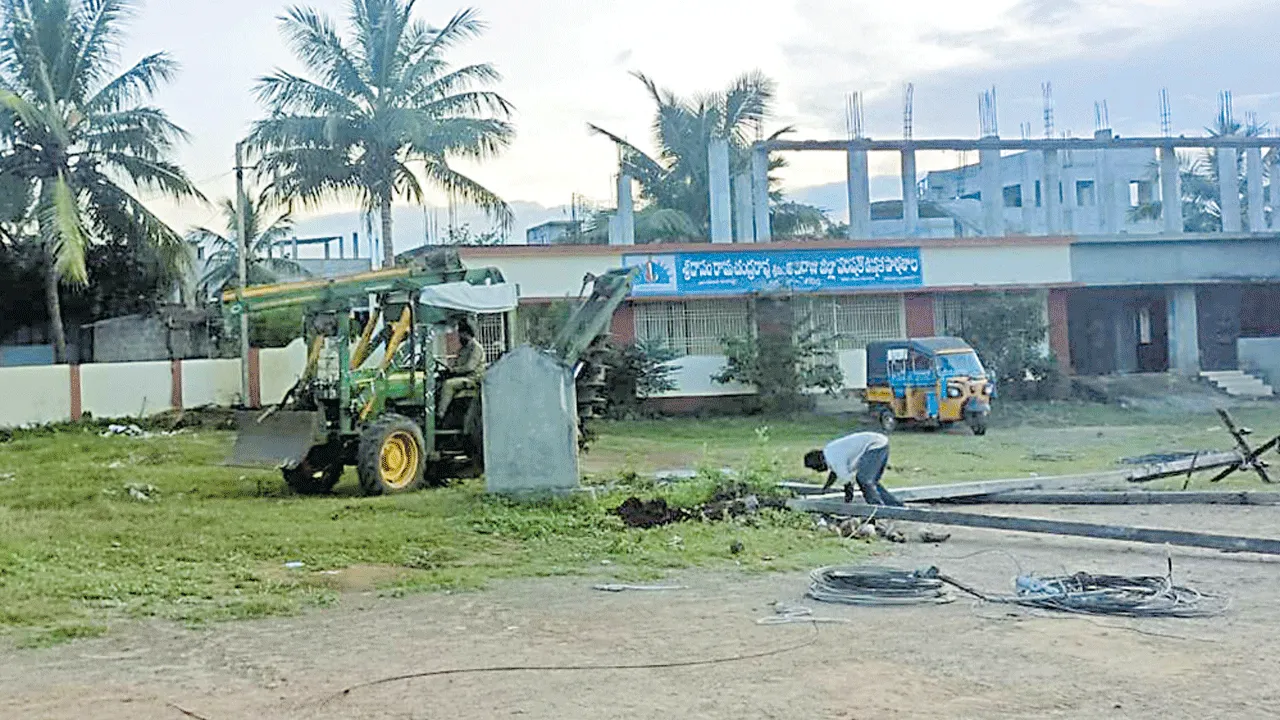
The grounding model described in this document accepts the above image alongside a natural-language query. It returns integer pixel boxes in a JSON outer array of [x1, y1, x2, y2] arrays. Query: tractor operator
[[804, 432, 904, 507], [437, 320, 486, 420]]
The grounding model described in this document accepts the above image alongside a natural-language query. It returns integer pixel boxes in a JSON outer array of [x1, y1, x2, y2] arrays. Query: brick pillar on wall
[[904, 293, 935, 338], [170, 359, 183, 411], [248, 348, 262, 409], [611, 303, 636, 344], [1048, 289, 1072, 374], [69, 364, 82, 421]]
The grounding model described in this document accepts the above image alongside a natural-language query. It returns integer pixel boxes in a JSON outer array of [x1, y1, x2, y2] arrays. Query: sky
[[118, 0, 1280, 252]]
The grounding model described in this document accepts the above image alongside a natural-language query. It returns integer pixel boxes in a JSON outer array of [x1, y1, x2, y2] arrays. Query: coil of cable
[[807, 565, 955, 606]]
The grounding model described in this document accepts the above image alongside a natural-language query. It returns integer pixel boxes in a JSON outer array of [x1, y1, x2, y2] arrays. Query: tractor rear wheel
[[283, 445, 344, 495], [357, 415, 427, 496]]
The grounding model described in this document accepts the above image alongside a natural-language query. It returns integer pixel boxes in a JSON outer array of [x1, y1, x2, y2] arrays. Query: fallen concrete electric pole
[[942, 491, 1280, 506], [790, 499, 1280, 556]]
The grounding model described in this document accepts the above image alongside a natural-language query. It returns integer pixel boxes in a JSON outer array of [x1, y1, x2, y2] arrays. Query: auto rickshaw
[[863, 337, 994, 435]]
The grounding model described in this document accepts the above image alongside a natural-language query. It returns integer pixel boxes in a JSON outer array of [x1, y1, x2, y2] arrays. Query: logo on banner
[[624, 255, 678, 295]]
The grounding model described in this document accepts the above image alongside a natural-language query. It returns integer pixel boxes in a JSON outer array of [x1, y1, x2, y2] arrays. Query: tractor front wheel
[[283, 445, 344, 495], [358, 415, 427, 496]]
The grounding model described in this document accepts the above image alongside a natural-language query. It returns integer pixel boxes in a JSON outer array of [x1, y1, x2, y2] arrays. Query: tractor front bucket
[[227, 410, 328, 470]]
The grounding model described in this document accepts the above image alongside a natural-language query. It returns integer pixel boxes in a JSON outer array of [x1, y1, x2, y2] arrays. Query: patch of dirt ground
[[4, 504, 1280, 719]]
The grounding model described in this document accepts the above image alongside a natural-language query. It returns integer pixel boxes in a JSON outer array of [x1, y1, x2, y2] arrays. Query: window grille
[[634, 300, 752, 357], [476, 313, 507, 363], [794, 295, 905, 350]]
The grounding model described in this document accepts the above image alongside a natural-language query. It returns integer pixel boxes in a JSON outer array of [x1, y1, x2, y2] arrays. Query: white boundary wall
[[81, 361, 172, 419], [259, 340, 308, 405], [0, 365, 71, 427], [183, 359, 241, 408]]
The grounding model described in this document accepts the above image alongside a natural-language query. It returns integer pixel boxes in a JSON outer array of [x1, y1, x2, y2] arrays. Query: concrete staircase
[[1201, 370, 1275, 398]]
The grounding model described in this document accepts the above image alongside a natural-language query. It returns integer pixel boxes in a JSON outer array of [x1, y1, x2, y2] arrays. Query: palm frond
[[42, 173, 90, 283], [279, 5, 372, 103], [421, 156, 512, 228]]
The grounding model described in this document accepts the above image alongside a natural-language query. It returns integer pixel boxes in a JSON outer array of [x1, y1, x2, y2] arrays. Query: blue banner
[[623, 247, 923, 297]]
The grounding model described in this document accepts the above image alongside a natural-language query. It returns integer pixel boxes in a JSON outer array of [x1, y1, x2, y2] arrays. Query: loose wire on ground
[[807, 566, 955, 606], [327, 625, 820, 704], [809, 564, 1228, 618]]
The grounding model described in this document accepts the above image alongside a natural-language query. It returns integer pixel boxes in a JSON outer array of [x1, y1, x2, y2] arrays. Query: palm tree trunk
[[380, 192, 395, 268], [43, 253, 69, 363]]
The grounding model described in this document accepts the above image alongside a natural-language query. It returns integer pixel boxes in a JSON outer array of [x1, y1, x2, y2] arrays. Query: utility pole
[[235, 141, 251, 408]]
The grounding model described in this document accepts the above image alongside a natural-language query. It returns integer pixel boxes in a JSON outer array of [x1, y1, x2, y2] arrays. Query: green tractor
[[223, 249, 634, 495]]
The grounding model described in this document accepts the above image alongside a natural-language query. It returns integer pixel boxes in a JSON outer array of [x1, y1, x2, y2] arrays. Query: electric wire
[[808, 564, 1228, 618]]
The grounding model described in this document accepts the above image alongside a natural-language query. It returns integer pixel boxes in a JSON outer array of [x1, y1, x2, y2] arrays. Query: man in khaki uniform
[[437, 320, 486, 420]]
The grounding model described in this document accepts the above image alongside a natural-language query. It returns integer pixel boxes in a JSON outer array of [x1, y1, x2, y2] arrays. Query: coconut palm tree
[[0, 0, 200, 362], [590, 71, 828, 240], [251, 1, 514, 269], [189, 194, 306, 299]]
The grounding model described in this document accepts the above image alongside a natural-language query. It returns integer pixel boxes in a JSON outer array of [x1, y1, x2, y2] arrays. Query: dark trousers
[[853, 446, 903, 507]]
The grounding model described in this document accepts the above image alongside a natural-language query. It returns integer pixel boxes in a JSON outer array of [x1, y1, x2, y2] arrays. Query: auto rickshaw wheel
[[967, 414, 989, 436], [877, 408, 898, 433]]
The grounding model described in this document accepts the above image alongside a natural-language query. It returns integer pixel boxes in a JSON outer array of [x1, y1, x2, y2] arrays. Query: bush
[[713, 298, 843, 414], [601, 340, 678, 418], [957, 292, 1063, 400]]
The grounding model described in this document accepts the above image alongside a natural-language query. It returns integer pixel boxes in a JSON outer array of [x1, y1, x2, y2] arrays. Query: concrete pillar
[[1218, 145, 1242, 233], [751, 148, 772, 243], [900, 147, 918, 237], [1167, 285, 1201, 375], [1095, 130, 1119, 234], [708, 138, 733, 244], [1160, 146, 1183, 234], [1061, 160, 1077, 233], [1020, 153, 1038, 234], [1043, 150, 1062, 234], [979, 142, 1004, 236], [846, 144, 872, 239], [733, 173, 754, 242], [613, 173, 635, 246], [1271, 150, 1280, 230], [1246, 147, 1265, 232]]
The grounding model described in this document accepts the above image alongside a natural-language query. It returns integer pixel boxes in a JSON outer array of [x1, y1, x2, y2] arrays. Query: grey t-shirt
[[823, 432, 889, 482]]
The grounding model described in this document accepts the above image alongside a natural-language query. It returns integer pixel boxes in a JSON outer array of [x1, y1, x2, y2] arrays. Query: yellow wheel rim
[[379, 430, 420, 489]]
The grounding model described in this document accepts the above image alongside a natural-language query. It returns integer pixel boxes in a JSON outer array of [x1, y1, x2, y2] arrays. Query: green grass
[[2, 401, 1278, 647]]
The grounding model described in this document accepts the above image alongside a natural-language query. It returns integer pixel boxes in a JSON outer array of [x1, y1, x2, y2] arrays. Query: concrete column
[[1048, 289, 1072, 373], [900, 147, 918, 237], [1271, 150, 1280, 230], [751, 148, 772, 243], [1218, 145, 1242, 233], [1246, 147, 1265, 232], [613, 173, 635, 246], [846, 144, 872, 239], [1095, 130, 1119, 234], [708, 138, 733, 243], [1061, 160, 1077, 233], [979, 142, 1004, 236], [732, 173, 754, 243], [1020, 153, 1038, 234], [1043, 150, 1062, 234], [1160, 146, 1183, 234], [1167, 285, 1201, 375]]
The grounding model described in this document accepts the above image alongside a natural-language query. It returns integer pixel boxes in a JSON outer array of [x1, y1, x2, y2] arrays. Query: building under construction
[[441, 89, 1280, 405]]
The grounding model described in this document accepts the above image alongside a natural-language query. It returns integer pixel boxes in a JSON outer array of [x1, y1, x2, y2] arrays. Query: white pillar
[[979, 142, 1004, 236], [846, 144, 872, 239], [751, 148, 771, 243], [708, 138, 733, 243], [1095, 130, 1119, 234], [1246, 146, 1265, 232], [1167, 285, 1201, 375], [900, 147, 918, 237], [613, 173, 635, 246], [1271, 149, 1280, 230], [1020, 152, 1037, 234], [733, 173, 754, 243], [1218, 144, 1242, 233], [1043, 149, 1062, 234], [1160, 146, 1183, 234]]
